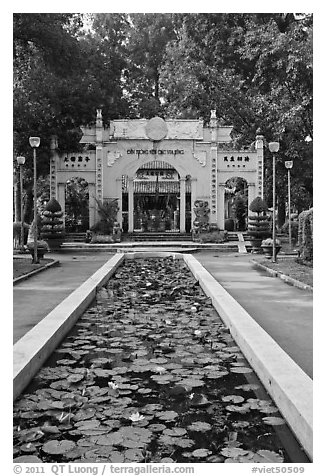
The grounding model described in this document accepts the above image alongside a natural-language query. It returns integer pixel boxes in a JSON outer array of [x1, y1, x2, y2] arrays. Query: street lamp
[[17, 156, 26, 250], [268, 141, 280, 263], [285, 160, 294, 249], [29, 136, 41, 264]]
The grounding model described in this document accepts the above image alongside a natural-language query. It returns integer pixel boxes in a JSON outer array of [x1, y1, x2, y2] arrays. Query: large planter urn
[[27, 241, 48, 260], [261, 245, 282, 258], [261, 238, 282, 258], [249, 238, 264, 253]]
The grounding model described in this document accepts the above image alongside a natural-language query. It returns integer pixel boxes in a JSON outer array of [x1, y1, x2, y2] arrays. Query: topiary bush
[[41, 198, 65, 249], [297, 208, 313, 262], [247, 196, 270, 251], [249, 196, 269, 215]]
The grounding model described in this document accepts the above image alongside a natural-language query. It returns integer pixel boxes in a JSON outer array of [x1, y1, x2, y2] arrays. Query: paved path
[[13, 250, 313, 378], [13, 252, 113, 344], [196, 251, 313, 378]]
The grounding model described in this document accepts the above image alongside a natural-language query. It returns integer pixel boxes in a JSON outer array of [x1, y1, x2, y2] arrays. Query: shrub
[[224, 218, 235, 231], [281, 220, 299, 243], [13, 222, 30, 248], [92, 198, 119, 235], [247, 215, 271, 239], [247, 197, 270, 243], [249, 196, 268, 215], [298, 208, 313, 261], [90, 234, 114, 244], [199, 231, 228, 243], [40, 198, 65, 247], [262, 238, 281, 246], [90, 220, 112, 235]]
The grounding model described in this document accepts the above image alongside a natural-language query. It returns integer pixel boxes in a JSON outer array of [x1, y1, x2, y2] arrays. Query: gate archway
[[65, 177, 89, 232], [121, 161, 192, 233], [224, 177, 248, 231]]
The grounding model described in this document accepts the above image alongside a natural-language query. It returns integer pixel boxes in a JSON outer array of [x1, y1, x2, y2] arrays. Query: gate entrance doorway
[[122, 161, 191, 233]]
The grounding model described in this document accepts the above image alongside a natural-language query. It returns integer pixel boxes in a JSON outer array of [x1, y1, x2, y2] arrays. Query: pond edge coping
[[13, 251, 312, 461], [13, 253, 125, 401], [183, 253, 313, 461]]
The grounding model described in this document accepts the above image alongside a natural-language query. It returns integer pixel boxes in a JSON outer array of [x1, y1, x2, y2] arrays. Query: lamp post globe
[[29, 137, 41, 264], [268, 142, 280, 263], [17, 156, 26, 250]]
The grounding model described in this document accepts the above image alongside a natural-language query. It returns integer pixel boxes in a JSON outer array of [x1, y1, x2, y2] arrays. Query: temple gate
[[50, 110, 264, 233]]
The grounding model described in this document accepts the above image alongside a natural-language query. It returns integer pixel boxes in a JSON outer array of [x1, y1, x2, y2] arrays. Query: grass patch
[[13, 258, 54, 280], [257, 257, 313, 287]]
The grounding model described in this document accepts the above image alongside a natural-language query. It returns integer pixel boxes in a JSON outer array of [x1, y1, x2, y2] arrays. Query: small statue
[[112, 221, 121, 242]]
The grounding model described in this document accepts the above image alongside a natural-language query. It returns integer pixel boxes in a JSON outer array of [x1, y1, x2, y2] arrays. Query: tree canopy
[[13, 13, 313, 221]]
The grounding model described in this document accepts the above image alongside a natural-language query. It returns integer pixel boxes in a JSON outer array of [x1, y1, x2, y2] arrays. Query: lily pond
[[13, 257, 309, 464]]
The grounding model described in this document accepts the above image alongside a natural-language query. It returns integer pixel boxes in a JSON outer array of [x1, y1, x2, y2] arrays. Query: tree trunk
[[24, 188, 34, 224], [13, 176, 21, 222], [277, 199, 286, 228], [154, 70, 159, 99]]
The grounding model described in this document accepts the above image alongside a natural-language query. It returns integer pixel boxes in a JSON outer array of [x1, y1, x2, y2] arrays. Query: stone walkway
[[13, 252, 113, 344], [196, 251, 313, 378], [13, 250, 313, 378]]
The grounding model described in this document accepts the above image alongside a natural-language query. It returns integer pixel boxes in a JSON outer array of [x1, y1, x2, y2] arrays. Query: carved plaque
[[145, 117, 168, 141]]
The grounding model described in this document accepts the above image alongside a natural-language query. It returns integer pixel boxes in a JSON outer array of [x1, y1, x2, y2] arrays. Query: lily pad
[[187, 421, 212, 432], [163, 427, 187, 437], [73, 408, 97, 422], [157, 410, 179, 422], [14, 455, 43, 463], [262, 417, 286, 426], [192, 448, 212, 458], [235, 383, 260, 392], [42, 440, 76, 455], [230, 367, 253, 374], [124, 448, 144, 462], [222, 395, 245, 404], [90, 432, 124, 446], [254, 450, 284, 463], [220, 447, 249, 458]]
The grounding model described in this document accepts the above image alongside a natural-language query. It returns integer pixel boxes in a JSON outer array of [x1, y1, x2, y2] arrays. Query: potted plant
[[41, 198, 65, 250], [261, 238, 282, 258], [247, 196, 271, 252], [26, 240, 49, 260]]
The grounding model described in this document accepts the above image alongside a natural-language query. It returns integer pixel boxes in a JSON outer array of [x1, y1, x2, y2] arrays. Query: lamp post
[[17, 156, 26, 250], [268, 142, 280, 263], [285, 160, 294, 249], [29, 137, 41, 264]]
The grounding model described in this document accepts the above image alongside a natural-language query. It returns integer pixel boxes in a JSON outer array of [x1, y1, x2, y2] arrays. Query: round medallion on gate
[[145, 117, 168, 141]]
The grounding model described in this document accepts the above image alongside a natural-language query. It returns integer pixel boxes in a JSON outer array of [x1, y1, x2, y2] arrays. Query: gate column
[[180, 177, 186, 233], [57, 183, 66, 229], [128, 178, 134, 233], [116, 177, 123, 227], [248, 183, 256, 211], [191, 178, 197, 229], [88, 183, 96, 229], [217, 183, 225, 230]]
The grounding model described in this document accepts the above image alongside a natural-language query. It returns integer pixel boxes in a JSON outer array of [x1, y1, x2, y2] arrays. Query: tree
[[160, 13, 313, 224], [13, 13, 129, 222], [123, 13, 178, 117]]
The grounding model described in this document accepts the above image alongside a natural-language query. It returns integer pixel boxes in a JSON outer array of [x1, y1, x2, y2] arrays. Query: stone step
[[126, 233, 193, 242], [64, 233, 86, 243]]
